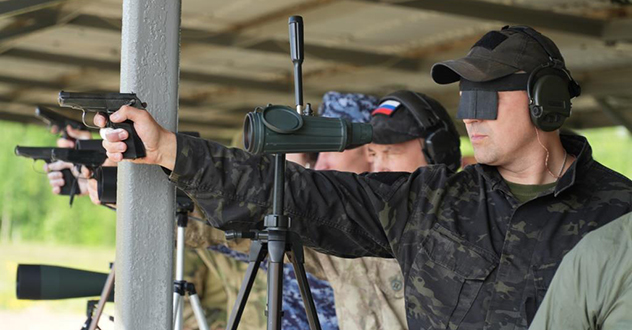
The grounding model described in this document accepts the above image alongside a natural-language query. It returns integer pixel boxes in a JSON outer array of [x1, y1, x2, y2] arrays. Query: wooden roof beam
[[363, 0, 632, 42]]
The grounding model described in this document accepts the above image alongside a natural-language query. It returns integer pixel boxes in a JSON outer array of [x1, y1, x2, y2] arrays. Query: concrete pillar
[[116, 0, 181, 329]]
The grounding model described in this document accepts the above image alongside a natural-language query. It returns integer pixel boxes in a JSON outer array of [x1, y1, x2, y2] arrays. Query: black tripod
[[225, 155, 321, 330], [225, 16, 321, 330]]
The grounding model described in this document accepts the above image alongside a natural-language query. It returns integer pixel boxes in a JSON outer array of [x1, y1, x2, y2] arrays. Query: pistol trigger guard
[[81, 111, 101, 130], [31, 161, 46, 175]]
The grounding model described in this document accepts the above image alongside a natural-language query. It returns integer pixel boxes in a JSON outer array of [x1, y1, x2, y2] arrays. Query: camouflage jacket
[[168, 133, 632, 330]]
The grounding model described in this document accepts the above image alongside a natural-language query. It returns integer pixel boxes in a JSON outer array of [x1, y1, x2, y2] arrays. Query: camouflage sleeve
[[169, 133, 436, 259]]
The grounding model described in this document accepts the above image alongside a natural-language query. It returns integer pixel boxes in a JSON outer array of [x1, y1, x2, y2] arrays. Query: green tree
[[0, 121, 115, 247]]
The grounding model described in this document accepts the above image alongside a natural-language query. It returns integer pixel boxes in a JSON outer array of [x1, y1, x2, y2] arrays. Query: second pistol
[[58, 92, 147, 159]]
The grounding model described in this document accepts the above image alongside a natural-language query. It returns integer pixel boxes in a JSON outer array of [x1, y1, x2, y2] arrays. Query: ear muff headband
[[504, 26, 581, 131], [379, 91, 461, 172]]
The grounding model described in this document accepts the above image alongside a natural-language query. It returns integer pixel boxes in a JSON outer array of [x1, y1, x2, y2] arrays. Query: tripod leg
[[288, 239, 322, 330], [88, 264, 115, 330], [267, 238, 286, 330], [188, 292, 210, 330], [173, 293, 183, 330], [174, 211, 190, 330], [226, 241, 267, 330]]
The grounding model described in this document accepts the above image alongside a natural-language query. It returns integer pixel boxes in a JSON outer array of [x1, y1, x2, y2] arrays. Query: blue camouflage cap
[[318, 91, 378, 123]]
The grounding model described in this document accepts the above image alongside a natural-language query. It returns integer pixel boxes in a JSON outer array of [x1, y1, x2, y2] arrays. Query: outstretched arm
[[97, 106, 428, 258], [168, 133, 420, 258]]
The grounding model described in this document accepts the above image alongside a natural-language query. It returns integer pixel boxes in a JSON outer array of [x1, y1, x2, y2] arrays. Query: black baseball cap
[[370, 99, 426, 144], [431, 26, 565, 84], [370, 91, 456, 145]]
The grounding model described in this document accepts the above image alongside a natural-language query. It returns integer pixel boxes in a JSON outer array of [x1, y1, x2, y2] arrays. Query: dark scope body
[[243, 105, 372, 155], [16, 264, 113, 301]]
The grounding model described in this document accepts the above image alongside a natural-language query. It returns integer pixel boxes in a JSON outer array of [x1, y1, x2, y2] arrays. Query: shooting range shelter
[[1, 0, 631, 329]]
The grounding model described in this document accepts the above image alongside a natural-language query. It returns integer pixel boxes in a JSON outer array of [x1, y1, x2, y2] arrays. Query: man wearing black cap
[[97, 26, 632, 329], [310, 90, 462, 330], [368, 90, 461, 173]]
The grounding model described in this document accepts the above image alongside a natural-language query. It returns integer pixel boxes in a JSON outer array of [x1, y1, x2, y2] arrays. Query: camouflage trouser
[[181, 247, 268, 330]]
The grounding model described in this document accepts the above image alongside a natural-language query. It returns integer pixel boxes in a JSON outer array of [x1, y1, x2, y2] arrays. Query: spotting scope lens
[[16, 264, 113, 301], [243, 105, 372, 155]]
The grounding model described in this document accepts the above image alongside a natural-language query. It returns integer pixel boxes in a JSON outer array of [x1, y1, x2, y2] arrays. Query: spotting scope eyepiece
[[16, 264, 114, 301], [243, 105, 372, 155]]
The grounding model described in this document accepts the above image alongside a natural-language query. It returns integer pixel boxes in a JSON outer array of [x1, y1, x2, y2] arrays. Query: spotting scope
[[16, 264, 113, 301], [243, 104, 372, 155]]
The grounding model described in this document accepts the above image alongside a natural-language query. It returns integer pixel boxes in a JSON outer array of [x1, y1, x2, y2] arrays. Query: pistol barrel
[[14, 146, 54, 162], [58, 91, 146, 112]]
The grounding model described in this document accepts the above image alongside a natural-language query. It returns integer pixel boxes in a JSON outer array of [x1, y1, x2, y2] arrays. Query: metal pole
[[116, 0, 181, 329]]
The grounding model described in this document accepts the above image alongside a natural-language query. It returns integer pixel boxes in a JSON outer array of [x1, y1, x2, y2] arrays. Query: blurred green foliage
[[0, 121, 115, 247], [579, 126, 632, 178]]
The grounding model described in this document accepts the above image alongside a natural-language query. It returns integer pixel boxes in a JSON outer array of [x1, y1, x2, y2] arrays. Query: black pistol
[[75, 139, 107, 153], [35, 106, 90, 141], [58, 92, 147, 159], [14, 146, 79, 196], [51, 149, 107, 174]]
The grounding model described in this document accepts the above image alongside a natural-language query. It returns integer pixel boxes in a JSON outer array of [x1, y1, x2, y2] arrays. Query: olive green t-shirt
[[529, 212, 632, 330], [505, 180, 557, 203]]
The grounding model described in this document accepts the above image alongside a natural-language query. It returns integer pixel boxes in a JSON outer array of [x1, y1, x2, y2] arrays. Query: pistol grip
[[110, 120, 146, 159], [59, 169, 79, 196]]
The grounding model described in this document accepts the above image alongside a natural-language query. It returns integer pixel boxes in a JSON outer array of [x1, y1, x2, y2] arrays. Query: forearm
[[168, 133, 410, 258], [157, 129, 177, 170]]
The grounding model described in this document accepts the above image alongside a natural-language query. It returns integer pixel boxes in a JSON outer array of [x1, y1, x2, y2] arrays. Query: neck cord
[[535, 127, 568, 180], [556, 150, 568, 179]]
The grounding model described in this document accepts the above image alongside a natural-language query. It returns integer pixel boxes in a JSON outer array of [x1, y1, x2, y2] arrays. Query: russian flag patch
[[372, 100, 401, 116]]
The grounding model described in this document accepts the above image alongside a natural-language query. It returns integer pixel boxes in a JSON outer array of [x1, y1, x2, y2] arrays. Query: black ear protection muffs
[[504, 26, 581, 132], [380, 91, 461, 172]]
